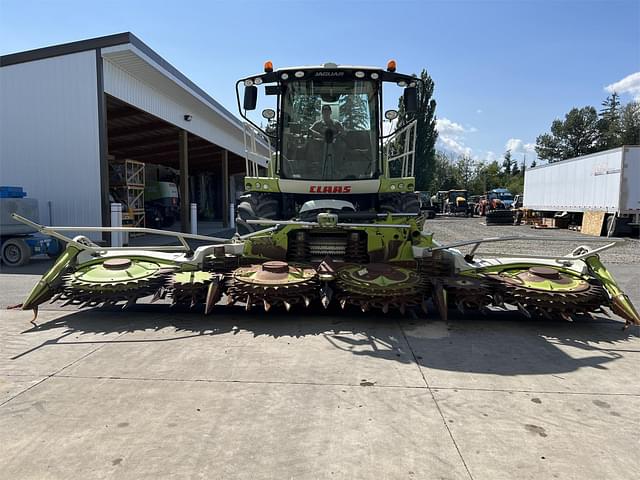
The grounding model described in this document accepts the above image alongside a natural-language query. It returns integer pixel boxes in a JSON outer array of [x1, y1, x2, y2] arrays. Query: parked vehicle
[[0, 186, 61, 266], [416, 191, 437, 219], [476, 189, 514, 224], [524, 146, 640, 236], [512, 194, 523, 209], [444, 189, 472, 216], [144, 181, 180, 228], [430, 190, 448, 214]]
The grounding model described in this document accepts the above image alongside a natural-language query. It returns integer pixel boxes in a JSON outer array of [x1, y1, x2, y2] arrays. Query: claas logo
[[309, 185, 352, 193]]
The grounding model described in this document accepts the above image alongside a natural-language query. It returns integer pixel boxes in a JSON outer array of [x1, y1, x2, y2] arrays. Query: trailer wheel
[[1, 238, 31, 267]]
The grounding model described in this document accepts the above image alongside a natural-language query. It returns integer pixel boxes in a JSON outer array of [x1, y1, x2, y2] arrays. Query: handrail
[[429, 234, 624, 261], [384, 120, 417, 178], [11, 214, 235, 254]]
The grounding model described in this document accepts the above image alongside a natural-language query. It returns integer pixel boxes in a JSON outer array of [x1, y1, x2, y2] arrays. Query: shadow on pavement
[[15, 302, 639, 377], [0, 257, 55, 275]]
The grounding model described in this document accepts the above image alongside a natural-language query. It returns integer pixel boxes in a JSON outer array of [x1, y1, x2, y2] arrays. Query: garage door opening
[[106, 96, 246, 238]]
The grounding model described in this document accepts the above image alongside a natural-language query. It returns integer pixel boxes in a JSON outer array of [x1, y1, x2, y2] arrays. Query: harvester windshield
[[280, 79, 378, 181]]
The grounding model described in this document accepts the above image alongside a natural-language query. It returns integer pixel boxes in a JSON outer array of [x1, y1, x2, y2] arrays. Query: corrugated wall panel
[[0, 50, 102, 230], [103, 57, 244, 156], [523, 149, 624, 213]]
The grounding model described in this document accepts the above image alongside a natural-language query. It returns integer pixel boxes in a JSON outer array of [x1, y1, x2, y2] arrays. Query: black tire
[[379, 193, 420, 214], [1, 238, 31, 267], [486, 209, 514, 225], [236, 192, 280, 235]]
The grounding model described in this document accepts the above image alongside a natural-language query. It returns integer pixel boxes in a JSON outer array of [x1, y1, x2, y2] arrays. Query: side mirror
[[243, 85, 258, 110], [262, 108, 276, 120], [384, 109, 398, 121], [403, 86, 418, 113]]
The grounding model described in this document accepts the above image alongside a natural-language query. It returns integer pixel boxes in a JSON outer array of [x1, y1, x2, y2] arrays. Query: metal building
[[0, 32, 259, 237]]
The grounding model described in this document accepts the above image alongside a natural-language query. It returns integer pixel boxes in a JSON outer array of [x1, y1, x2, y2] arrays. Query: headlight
[[398, 183, 404, 190], [397, 81, 407, 87], [246, 183, 252, 189], [244, 79, 254, 87], [263, 183, 269, 190], [371, 72, 379, 80], [295, 71, 305, 78], [281, 73, 289, 80], [255, 182, 261, 189], [253, 77, 263, 85], [390, 184, 396, 190], [355, 71, 365, 78], [407, 183, 414, 191]]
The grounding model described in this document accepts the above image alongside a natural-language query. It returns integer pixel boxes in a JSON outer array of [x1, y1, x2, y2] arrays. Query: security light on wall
[[184, 114, 193, 121]]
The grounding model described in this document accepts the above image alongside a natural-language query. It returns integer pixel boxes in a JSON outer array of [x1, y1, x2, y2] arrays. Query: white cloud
[[485, 151, 498, 162], [605, 71, 640, 100], [504, 138, 537, 165], [436, 117, 476, 157], [436, 118, 466, 134], [438, 136, 472, 157]]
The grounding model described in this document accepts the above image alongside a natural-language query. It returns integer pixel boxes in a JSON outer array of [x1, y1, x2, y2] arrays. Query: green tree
[[511, 160, 521, 177], [535, 107, 602, 162], [339, 94, 369, 130], [502, 150, 513, 176], [620, 101, 640, 145], [428, 152, 457, 193], [599, 93, 622, 148], [397, 69, 438, 190], [292, 95, 321, 132], [454, 155, 474, 190]]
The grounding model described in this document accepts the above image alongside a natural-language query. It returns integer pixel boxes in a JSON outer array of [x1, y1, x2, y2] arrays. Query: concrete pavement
[[1, 253, 639, 479]]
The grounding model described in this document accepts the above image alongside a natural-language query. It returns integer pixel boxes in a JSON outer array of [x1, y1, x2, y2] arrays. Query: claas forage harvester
[[13, 61, 639, 327]]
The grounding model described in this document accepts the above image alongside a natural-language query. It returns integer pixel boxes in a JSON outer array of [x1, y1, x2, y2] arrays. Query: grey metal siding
[[0, 50, 102, 230]]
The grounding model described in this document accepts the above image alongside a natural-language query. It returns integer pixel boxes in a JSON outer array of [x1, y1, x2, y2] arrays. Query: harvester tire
[[236, 192, 279, 235], [379, 193, 420, 214], [485, 209, 514, 225]]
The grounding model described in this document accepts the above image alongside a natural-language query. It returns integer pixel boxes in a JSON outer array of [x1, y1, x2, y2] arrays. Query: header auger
[[12, 61, 640, 328]]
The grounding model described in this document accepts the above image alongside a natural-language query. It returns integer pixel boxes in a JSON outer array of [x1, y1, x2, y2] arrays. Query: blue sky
[[1, 0, 638, 165]]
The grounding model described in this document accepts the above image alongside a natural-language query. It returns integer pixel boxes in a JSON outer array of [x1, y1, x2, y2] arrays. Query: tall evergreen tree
[[619, 101, 640, 145], [502, 150, 513, 175], [599, 93, 622, 148], [396, 69, 438, 190], [339, 94, 369, 130]]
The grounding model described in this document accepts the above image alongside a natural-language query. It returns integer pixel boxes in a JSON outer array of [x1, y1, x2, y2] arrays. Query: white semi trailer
[[523, 146, 640, 235]]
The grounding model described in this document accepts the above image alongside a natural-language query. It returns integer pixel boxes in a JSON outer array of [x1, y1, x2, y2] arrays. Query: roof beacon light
[[387, 60, 397, 72], [264, 61, 274, 73]]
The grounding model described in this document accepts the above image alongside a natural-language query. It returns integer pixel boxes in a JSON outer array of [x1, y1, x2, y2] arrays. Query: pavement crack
[[43, 374, 429, 390], [429, 386, 640, 397], [0, 331, 129, 408], [398, 321, 475, 480]]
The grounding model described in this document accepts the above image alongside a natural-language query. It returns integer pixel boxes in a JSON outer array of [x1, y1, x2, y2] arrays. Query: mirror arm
[[235, 80, 277, 139]]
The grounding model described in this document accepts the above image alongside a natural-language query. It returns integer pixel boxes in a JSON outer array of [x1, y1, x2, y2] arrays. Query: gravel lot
[[425, 215, 640, 264]]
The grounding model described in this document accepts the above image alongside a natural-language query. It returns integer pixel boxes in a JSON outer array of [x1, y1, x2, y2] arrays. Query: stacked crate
[[109, 159, 145, 234]]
